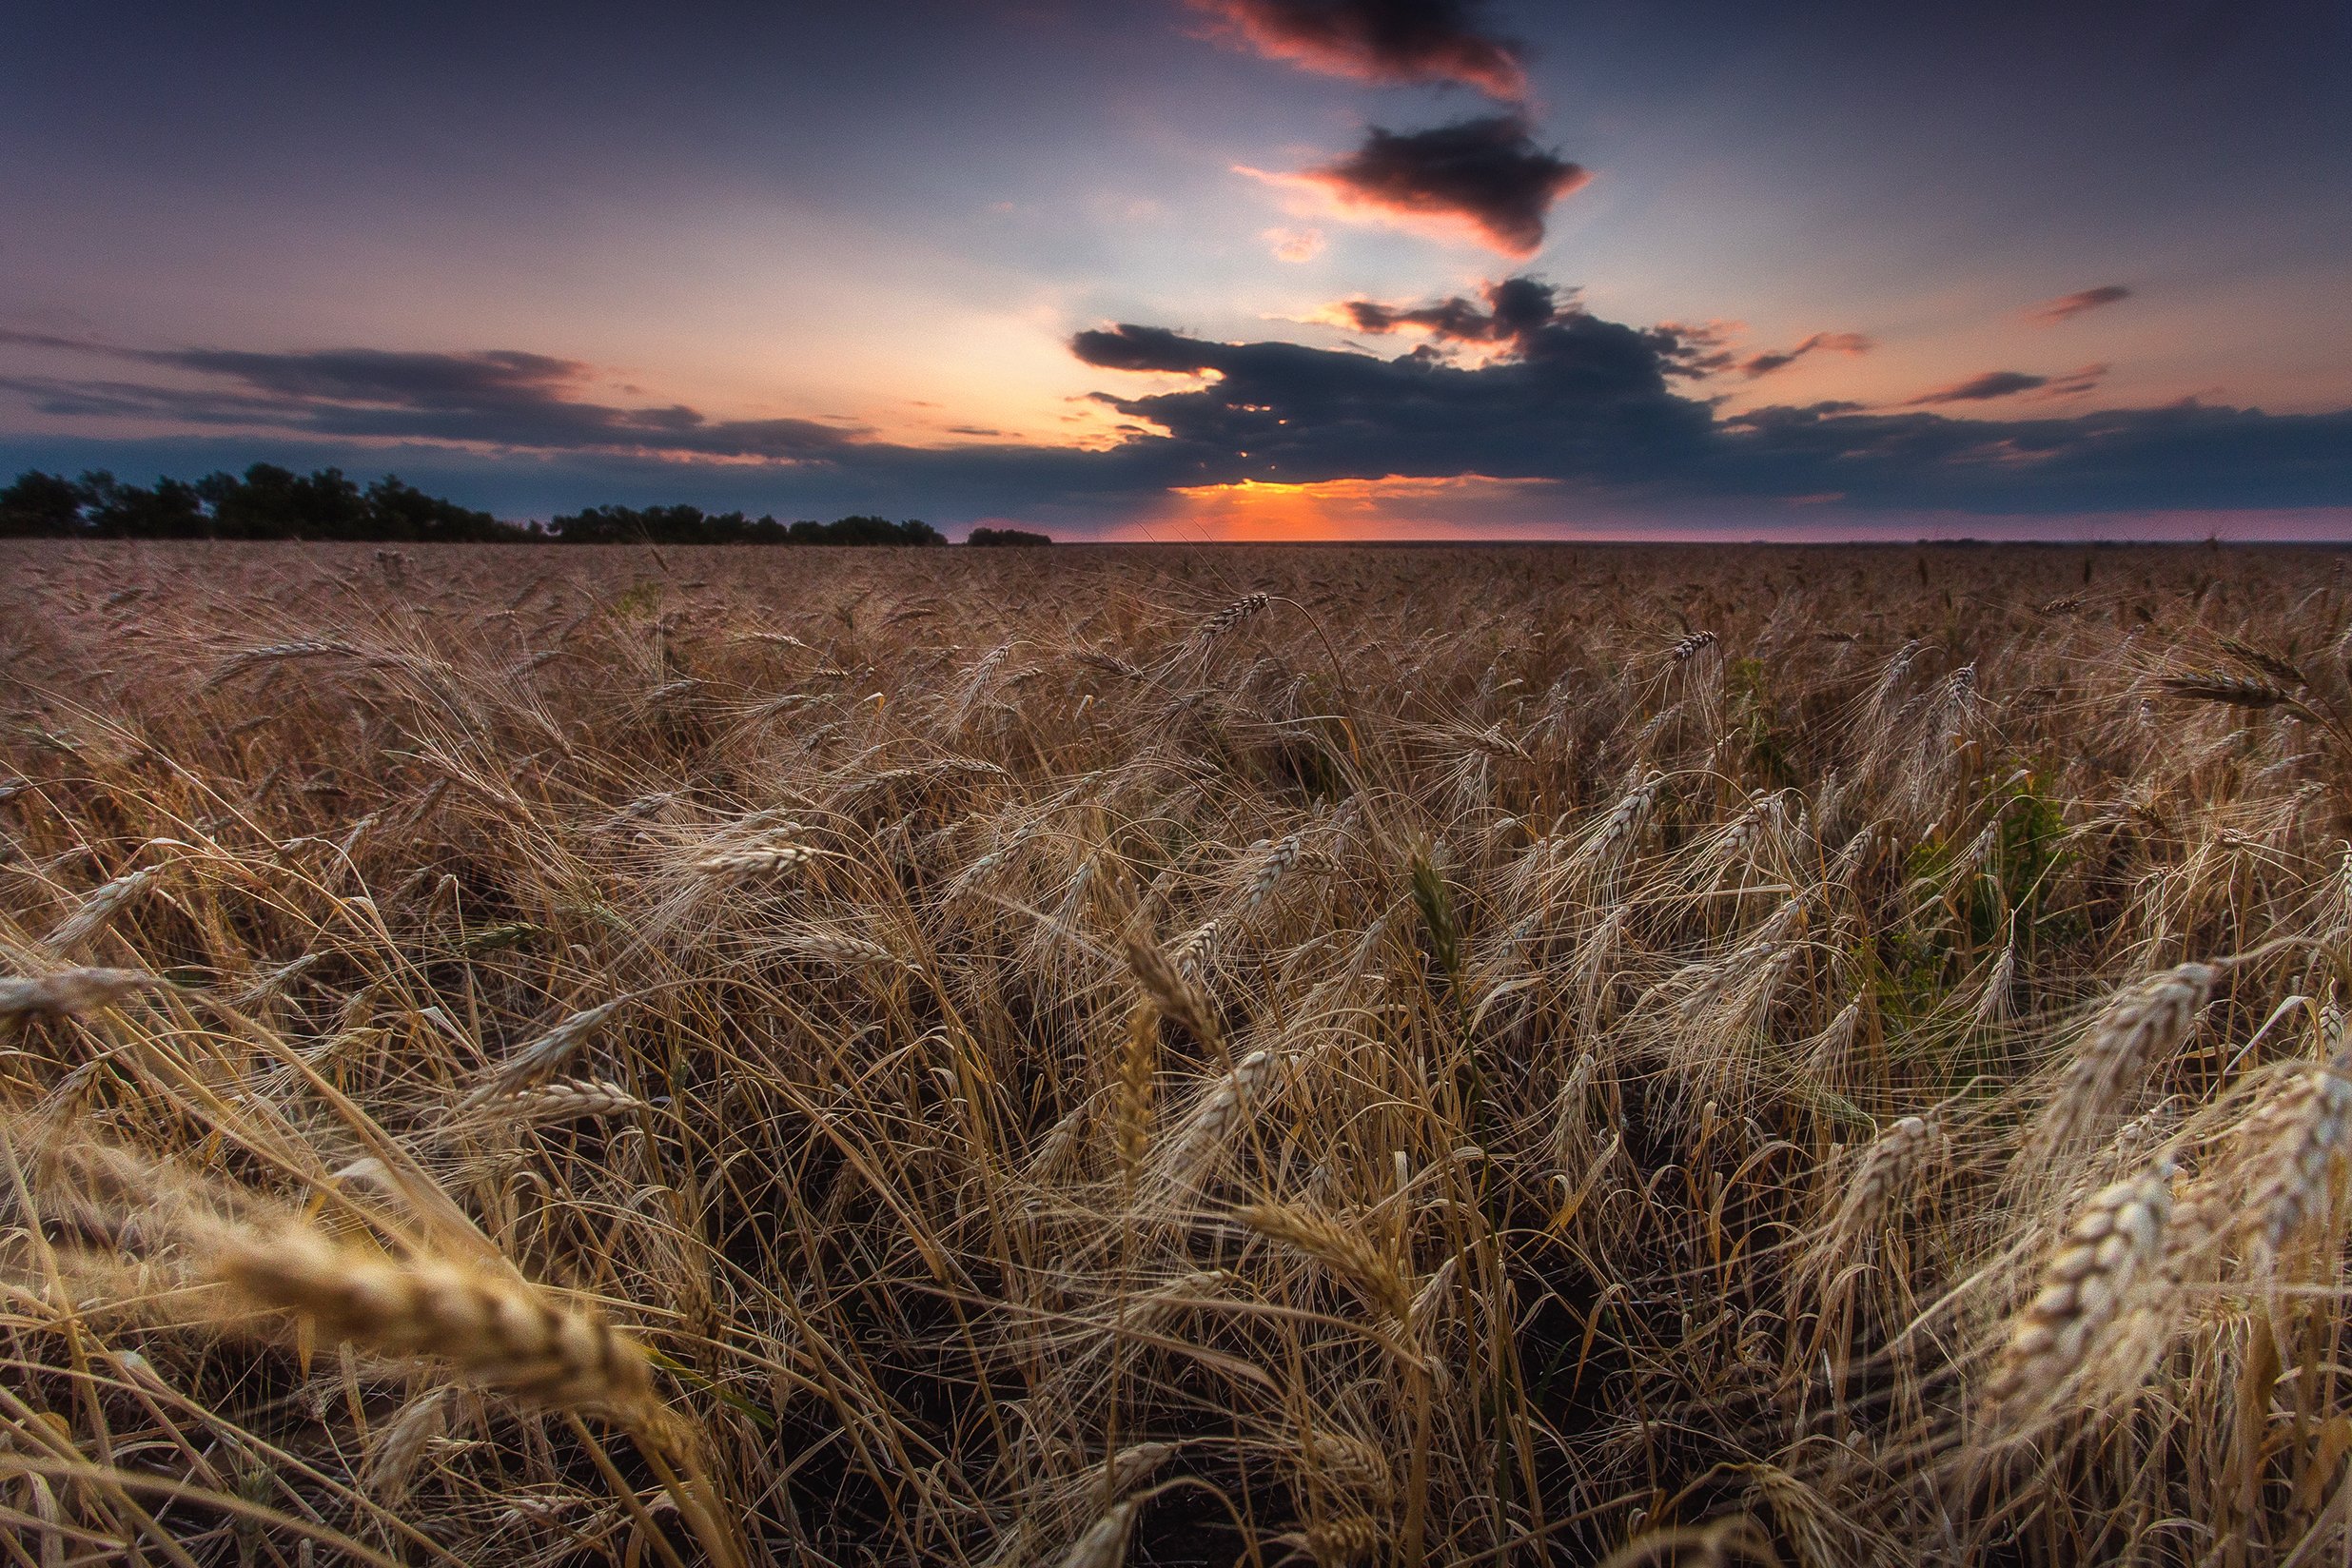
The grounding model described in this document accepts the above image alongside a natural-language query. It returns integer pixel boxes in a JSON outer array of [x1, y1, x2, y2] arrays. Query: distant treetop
[[545, 505, 944, 546], [0, 466, 958, 547], [2, 464, 508, 542], [966, 526, 1053, 547]]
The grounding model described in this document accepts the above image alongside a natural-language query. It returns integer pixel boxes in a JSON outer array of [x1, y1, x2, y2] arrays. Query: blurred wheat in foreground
[[2, 537, 2349, 1565]]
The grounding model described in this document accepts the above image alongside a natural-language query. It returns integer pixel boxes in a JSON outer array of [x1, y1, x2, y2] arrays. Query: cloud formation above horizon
[[1277, 116, 1588, 255], [1060, 297, 2352, 516], [8, 295, 2352, 523], [1187, 0, 1525, 99]]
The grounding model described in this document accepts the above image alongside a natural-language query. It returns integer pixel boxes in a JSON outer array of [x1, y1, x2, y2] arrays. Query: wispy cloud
[[1, 344, 868, 460], [1264, 225, 1326, 263], [1740, 331, 1872, 378], [1905, 363, 2106, 405], [2027, 284, 2132, 324]]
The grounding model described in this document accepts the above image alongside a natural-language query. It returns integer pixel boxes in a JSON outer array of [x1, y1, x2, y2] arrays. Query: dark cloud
[[1716, 398, 2352, 513], [2040, 363, 2109, 397], [1337, 275, 1565, 344], [1067, 323, 1223, 375], [1073, 297, 1724, 488], [162, 346, 587, 408], [1906, 363, 2106, 405], [2028, 284, 2133, 324], [0, 345, 866, 460], [1914, 370, 2049, 403], [1329, 276, 1734, 377], [1739, 331, 1873, 378], [1188, 0, 1526, 99], [1296, 116, 1587, 256]]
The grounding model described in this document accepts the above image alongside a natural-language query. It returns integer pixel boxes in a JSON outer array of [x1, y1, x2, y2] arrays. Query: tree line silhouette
[[0, 465, 1049, 545]]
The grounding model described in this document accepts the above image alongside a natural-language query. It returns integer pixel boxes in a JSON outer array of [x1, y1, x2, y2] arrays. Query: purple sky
[[4, 0, 2349, 538]]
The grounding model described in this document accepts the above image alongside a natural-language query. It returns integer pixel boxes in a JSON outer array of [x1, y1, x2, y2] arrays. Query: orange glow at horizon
[[1117, 473, 1566, 540]]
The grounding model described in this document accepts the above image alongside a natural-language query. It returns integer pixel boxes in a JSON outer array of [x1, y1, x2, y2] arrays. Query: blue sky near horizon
[[4, 0, 2349, 539]]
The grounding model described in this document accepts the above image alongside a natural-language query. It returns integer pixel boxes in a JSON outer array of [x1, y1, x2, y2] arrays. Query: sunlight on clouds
[[1235, 164, 1554, 257]]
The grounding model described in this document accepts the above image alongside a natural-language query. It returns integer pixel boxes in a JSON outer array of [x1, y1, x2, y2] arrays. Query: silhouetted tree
[[1, 466, 955, 547], [791, 515, 944, 545], [0, 471, 85, 537], [363, 475, 516, 542], [967, 526, 1052, 547], [195, 463, 369, 539], [82, 472, 208, 538], [554, 507, 944, 545]]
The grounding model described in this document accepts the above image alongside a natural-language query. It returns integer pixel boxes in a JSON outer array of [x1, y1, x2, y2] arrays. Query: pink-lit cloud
[[1186, 0, 1526, 100], [1246, 116, 1588, 257]]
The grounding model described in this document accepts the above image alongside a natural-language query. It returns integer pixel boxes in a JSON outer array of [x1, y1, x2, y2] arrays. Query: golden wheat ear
[[0, 967, 167, 1015], [2160, 672, 2300, 709], [1235, 1202, 1413, 1325], [206, 1221, 656, 1414], [1059, 1499, 1139, 1568], [1981, 1160, 2175, 1430]]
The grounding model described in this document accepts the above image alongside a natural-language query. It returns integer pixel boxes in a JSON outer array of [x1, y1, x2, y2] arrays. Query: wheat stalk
[[1195, 593, 1270, 645], [1059, 1499, 1139, 1568], [458, 998, 626, 1111], [1824, 1111, 1942, 1250], [48, 867, 160, 952], [2215, 636, 2307, 686], [1107, 1440, 1175, 1493], [2030, 963, 2216, 1160], [1277, 1515, 1382, 1565], [506, 1078, 645, 1127], [2229, 1057, 2352, 1264], [1246, 832, 1303, 912], [1671, 630, 1718, 661], [1169, 917, 1222, 981], [1235, 1203, 1413, 1324], [1122, 930, 1220, 1053], [1982, 1160, 2174, 1423], [2160, 673, 2299, 710], [363, 1388, 450, 1506], [0, 967, 166, 1016], [1151, 1049, 1281, 1192], [1303, 1429, 1394, 1504], [783, 926, 917, 970], [693, 837, 812, 879], [206, 638, 367, 684], [1114, 1002, 1158, 1196], [208, 1222, 655, 1412]]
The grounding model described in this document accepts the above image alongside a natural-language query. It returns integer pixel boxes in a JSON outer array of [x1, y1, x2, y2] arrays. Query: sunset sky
[[5, 0, 2349, 539]]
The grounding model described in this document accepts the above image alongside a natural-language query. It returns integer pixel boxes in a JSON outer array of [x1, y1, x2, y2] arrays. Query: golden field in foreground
[[2, 539, 2349, 1565]]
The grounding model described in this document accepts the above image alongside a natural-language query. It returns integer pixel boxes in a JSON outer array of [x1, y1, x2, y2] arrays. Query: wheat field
[[2, 538, 2348, 1565]]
